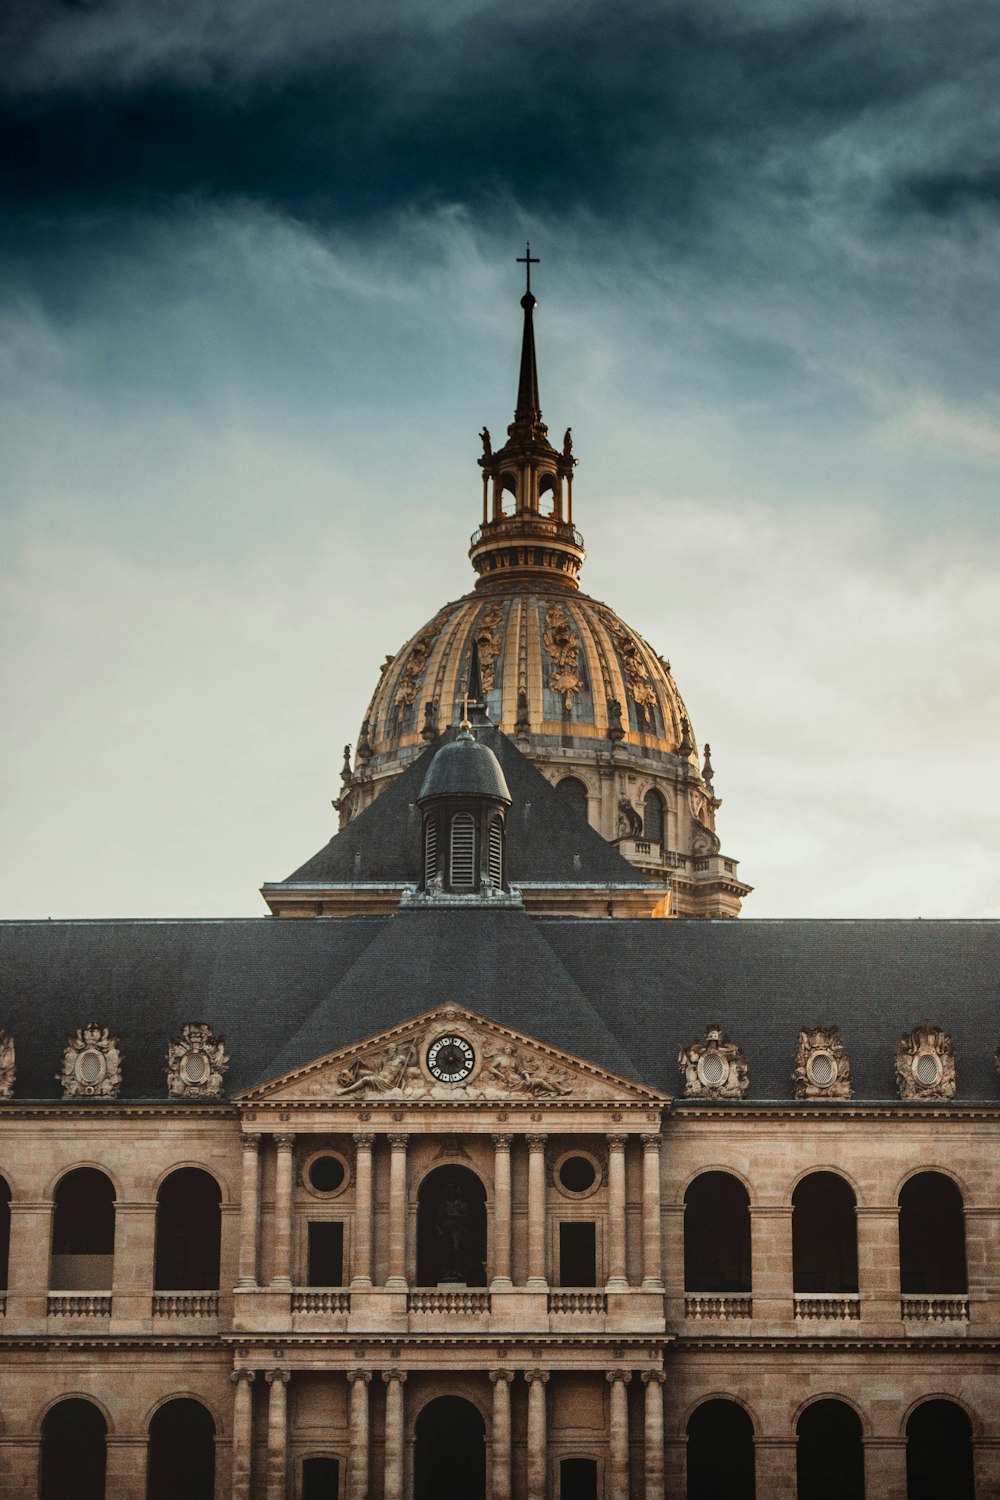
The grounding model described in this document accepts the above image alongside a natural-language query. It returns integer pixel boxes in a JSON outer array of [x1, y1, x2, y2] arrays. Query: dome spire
[[514, 242, 541, 425]]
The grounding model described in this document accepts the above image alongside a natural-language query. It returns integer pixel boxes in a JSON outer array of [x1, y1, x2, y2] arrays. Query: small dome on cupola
[[416, 723, 513, 899], [418, 730, 512, 806]]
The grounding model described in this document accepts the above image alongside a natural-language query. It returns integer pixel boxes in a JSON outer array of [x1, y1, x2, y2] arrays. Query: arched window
[[556, 777, 588, 822], [792, 1172, 858, 1293], [796, 1400, 864, 1499], [687, 1399, 755, 1499], [643, 789, 665, 844], [147, 1398, 215, 1500], [51, 1168, 115, 1290], [154, 1169, 221, 1290], [560, 1457, 598, 1499], [487, 815, 504, 887], [906, 1399, 974, 1500], [684, 1172, 751, 1293], [899, 1173, 967, 1295], [40, 1398, 107, 1500], [450, 812, 476, 888], [303, 1457, 341, 1499], [416, 1166, 487, 1287], [0, 1176, 10, 1292]]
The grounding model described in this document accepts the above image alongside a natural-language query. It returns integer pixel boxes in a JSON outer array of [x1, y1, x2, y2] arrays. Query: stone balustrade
[[684, 1293, 752, 1320], [152, 1292, 219, 1317], [48, 1293, 112, 1317], [548, 1290, 608, 1313], [794, 1293, 861, 1320], [291, 1290, 351, 1314], [901, 1294, 969, 1322], [407, 1289, 490, 1314]]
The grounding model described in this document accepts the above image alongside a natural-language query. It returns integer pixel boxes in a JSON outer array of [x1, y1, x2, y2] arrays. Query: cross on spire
[[517, 242, 539, 296]]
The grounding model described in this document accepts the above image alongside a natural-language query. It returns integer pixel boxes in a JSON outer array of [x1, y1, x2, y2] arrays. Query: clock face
[[426, 1034, 476, 1084]]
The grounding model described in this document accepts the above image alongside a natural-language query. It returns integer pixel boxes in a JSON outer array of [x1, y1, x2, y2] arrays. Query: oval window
[[699, 1052, 727, 1086], [559, 1156, 597, 1194], [309, 1155, 347, 1194]]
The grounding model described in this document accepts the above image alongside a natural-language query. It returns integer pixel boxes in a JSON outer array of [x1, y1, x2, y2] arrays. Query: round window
[[76, 1048, 106, 1086], [308, 1154, 347, 1194], [181, 1050, 209, 1084], [559, 1155, 597, 1193], [698, 1051, 727, 1087], [914, 1052, 941, 1086], [807, 1051, 835, 1087]]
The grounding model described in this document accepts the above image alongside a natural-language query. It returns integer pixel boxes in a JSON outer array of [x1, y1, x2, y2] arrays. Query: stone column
[[862, 1437, 907, 1500], [230, 1370, 256, 1500], [382, 1370, 407, 1500], [525, 1370, 549, 1500], [491, 1135, 513, 1288], [526, 1135, 548, 1289], [237, 1134, 261, 1287], [754, 1438, 797, 1498], [270, 1135, 295, 1289], [641, 1371, 666, 1500], [386, 1136, 409, 1288], [6, 1201, 53, 1328], [265, 1369, 290, 1500], [856, 1206, 903, 1329], [641, 1135, 663, 1288], [490, 1370, 514, 1500], [347, 1369, 371, 1500], [749, 1205, 794, 1329], [351, 1134, 374, 1288], [606, 1370, 631, 1500], [606, 1135, 628, 1289]]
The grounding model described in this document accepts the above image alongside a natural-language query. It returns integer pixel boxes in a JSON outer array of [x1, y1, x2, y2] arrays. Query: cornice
[[669, 1102, 1000, 1122], [672, 1336, 1000, 1354], [0, 1103, 238, 1120]]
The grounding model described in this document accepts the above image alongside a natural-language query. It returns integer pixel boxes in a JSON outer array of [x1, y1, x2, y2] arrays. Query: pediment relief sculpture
[[238, 1006, 667, 1105], [791, 1025, 852, 1100], [0, 1029, 14, 1098], [679, 1023, 748, 1099], [167, 1022, 230, 1099], [896, 1021, 955, 1101], [59, 1023, 122, 1099]]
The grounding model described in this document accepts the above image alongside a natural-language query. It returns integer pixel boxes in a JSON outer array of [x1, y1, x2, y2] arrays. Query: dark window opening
[[450, 813, 476, 888], [147, 1399, 215, 1500], [559, 1156, 597, 1194], [687, 1399, 755, 1500], [303, 1457, 341, 1500], [559, 1222, 596, 1286], [643, 789, 665, 843], [416, 1166, 487, 1287], [309, 1155, 346, 1194], [424, 816, 438, 882], [792, 1172, 858, 1293], [684, 1172, 751, 1293], [40, 1399, 107, 1500], [154, 1168, 221, 1291], [906, 1400, 974, 1500], [415, 1396, 485, 1500], [899, 1173, 967, 1294], [308, 1222, 344, 1286], [556, 777, 588, 821], [560, 1457, 598, 1499], [796, 1399, 864, 1500], [488, 816, 504, 886], [0, 1176, 10, 1291], [51, 1167, 116, 1291]]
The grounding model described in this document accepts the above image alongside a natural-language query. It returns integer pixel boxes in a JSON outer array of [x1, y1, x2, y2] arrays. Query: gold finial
[[460, 691, 472, 731]]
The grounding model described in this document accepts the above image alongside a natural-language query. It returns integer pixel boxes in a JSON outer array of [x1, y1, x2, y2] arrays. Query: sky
[[1, 0, 998, 920]]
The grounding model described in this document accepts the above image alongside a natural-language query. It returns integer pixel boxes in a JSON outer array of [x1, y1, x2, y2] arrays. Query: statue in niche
[[435, 1172, 471, 1283]]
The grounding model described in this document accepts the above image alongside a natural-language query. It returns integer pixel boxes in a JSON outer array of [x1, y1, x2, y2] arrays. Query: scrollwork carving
[[678, 1023, 748, 1099], [598, 607, 657, 723], [896, 1021, 955, 1100], [791, 1025, 852, 1100], [59, 1023, 122, 1099], [393, 614, 446, 710], [166, 1022, 229, 1099], [543, 602, 584, 710], [473, 602, 505, 692], [0, 1029, 15, 1099]]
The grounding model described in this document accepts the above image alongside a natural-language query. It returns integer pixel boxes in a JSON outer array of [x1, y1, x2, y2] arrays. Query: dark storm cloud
[[1, 0, 981, 234]]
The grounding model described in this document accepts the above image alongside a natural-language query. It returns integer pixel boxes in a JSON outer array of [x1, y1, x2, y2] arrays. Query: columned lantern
[[416, 721, 512, 895]]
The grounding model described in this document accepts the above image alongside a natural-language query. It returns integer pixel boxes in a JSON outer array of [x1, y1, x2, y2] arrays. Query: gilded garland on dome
[[474, 602, 505, 693], [543, 602, 585, 711], [393, 613, 446, 711]]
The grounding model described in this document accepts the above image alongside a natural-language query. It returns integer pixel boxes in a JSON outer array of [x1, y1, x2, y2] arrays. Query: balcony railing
[[153, 1292, 220, 1318], [291, 1290, 352, 1314], [794, 1294, 861, 1321], [685, 1294, 752, 1320], [548, 1291, 608, 1314], [901, 1295, 969, 1322], [48, 1294, 111, 1317], [407, 1289, 490, 1315]]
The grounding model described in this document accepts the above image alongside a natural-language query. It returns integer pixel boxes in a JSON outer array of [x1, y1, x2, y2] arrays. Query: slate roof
[[1, 913, 998, 1105], [271, 724, 650, 891]]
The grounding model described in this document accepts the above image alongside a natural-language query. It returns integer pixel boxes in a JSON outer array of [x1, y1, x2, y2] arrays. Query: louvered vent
[[488, 816, 503, 886], [424, 816, 438, 882], [450, 813, 476, 888]]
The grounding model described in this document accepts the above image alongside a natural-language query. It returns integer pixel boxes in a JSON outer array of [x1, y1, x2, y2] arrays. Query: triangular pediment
[[235, 1004, 669, 1104]]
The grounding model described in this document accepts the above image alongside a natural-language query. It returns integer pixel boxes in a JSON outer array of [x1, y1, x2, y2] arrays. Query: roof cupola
[[417, 718, 512, 896], [470, 246, 585, 592]]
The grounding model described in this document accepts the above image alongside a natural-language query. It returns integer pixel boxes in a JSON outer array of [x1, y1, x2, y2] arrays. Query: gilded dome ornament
[[543, 601, 584, 710]]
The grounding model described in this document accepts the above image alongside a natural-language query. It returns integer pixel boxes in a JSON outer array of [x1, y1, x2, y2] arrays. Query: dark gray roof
[[1, 915, 998, 1104], [275, 724, 650, 891], [418, 731, 511, 805]]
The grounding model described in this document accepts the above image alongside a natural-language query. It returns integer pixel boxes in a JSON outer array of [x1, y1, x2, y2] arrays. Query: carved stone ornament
[[598, 607, 657, 719], [473, 602, 505, 692], [333, 1033, 577, 1101], [0, 1029, 15, 1099], [543, 602, 584, 710], [166, 1022, 230, 1099], [59, 1023, 123, 1099], [678, 1024, 749, 1099], [393, 614, 446, 711], [791, 1025, 852, 1100], [896, 1021, 956, 1101]]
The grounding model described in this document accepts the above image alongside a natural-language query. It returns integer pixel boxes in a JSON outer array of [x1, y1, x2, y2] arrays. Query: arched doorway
[[416, 1166, 487, 1286], [906, 1399, 974, 1500], [147, 1398, 215, 1500], [415, 1396, 485, 1500], [687, 1398, 755, 1499], [40, 1398, 107, 1500], [154, 1169, 221, 1290], [796, 1399, 864, 1500]]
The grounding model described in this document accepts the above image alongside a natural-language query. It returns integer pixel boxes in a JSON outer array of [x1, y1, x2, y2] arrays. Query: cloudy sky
[[2, 0, 998, 919]]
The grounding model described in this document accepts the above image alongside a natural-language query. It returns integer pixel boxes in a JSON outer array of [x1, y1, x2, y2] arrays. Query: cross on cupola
[[468, 249, 586, 593]]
